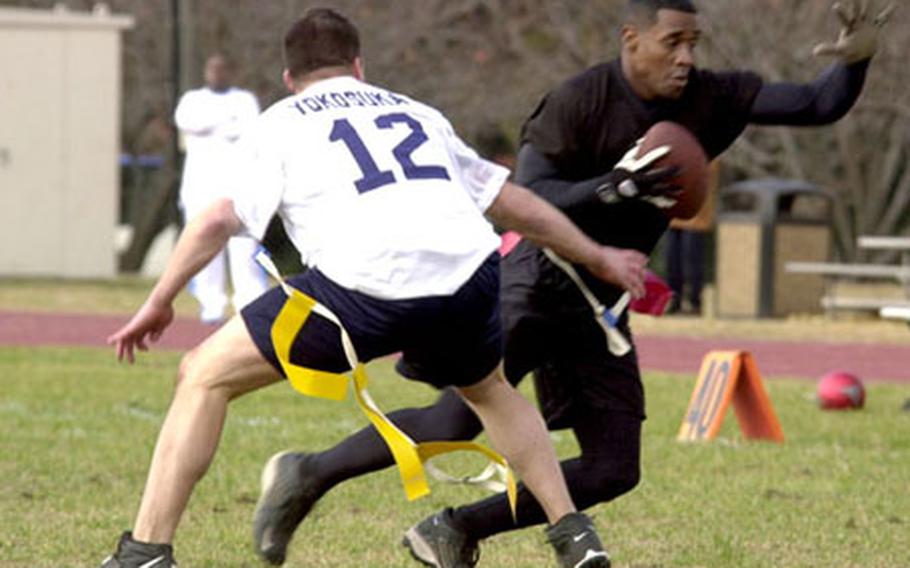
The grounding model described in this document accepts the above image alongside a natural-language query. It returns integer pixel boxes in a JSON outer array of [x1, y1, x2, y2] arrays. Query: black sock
[[311, 388, 483, 490], [450, 411, 642, 541]]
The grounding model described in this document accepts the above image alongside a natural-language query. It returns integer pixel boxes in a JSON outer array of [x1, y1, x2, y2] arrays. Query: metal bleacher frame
[[786, 236, 910, 321]]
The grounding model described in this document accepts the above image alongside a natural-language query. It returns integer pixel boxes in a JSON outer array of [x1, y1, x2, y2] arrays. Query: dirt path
[[0, 310, 214, 353], [1, 310, 908, 382], [634, 334, 908, 382]]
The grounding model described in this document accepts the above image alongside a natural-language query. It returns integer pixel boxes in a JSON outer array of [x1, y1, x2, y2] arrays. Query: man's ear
[[282, 69, 296, 93], [621, 24, 640, 53], [353, 57, 365, 81]]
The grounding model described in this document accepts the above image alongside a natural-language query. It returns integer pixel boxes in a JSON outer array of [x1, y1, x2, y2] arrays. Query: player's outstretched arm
[[487, 181, 647, 298], [750, 0, 894, 126], [107, 198, 241, 362], [749, 61, 869, 126]]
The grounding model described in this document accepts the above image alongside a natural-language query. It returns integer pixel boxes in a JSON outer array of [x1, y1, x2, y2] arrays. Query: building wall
[[0, 6, 132, 278]]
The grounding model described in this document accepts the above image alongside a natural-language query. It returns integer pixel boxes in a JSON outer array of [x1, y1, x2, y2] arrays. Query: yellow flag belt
[[256, 252, 517, 516]]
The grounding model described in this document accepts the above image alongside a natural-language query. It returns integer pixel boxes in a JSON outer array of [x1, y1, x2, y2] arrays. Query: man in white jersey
[[175, 53, 268, 323], [100, 9, 647, 567]]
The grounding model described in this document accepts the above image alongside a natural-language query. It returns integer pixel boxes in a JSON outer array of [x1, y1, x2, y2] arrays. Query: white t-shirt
[[175, 87, 261, 216], [231, 76, 509, 300]]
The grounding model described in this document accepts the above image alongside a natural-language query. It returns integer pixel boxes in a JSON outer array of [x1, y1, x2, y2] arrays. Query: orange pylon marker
[[677, 351, 784, 443]]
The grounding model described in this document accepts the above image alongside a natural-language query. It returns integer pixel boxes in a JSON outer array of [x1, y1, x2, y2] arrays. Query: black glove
[[594, 140, 682, 209]]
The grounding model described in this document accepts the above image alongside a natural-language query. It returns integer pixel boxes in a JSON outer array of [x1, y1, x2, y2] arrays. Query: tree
[[699, 0, 910, 259], [8, 0, 910, 265]]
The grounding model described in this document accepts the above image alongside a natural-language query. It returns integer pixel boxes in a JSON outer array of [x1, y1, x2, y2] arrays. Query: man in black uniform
[[252, 1, 894, 566]]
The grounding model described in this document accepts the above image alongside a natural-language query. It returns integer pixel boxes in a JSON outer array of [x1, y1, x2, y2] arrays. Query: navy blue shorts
[[241, 255, 502, 389]]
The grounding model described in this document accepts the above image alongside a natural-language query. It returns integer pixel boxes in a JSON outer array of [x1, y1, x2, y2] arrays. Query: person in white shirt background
[[174, 53, 269, 324]]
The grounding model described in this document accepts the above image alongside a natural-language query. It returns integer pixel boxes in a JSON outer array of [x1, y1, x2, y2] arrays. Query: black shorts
[[242, 255, 502, 389], [500, 241, 645, 429]]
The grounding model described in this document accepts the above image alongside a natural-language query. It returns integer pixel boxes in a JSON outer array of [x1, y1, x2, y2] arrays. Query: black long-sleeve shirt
[[750, 60, 868, 125], [514, 57, 868, 303]]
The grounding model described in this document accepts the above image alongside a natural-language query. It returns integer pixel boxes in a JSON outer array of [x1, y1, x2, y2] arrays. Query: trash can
[[716, 179, 831, 318]]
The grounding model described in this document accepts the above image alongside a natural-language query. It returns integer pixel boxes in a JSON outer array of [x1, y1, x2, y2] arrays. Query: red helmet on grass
[[817, 371, 865, 410]]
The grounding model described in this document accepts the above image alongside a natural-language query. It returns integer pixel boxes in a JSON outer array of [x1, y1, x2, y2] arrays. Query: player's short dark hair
[[283, 8, 360, 79], [625, 0, 697, 25]]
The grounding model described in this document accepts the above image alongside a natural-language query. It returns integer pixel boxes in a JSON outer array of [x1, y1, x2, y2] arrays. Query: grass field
[[0, 278, 200, 318], [2, 346, 909, 567]]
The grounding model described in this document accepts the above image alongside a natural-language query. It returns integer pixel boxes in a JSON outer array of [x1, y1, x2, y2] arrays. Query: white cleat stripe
[[137, 556, 166, 568], [572, 531, 590, 543], [403, 528, 439, 566], [574, 549, 610, 568]]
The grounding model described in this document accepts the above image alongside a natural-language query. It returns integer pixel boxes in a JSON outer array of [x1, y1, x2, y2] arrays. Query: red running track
[[1, 310, 908, 382], [633, 334, 908, 383], [0, 311, 214, 353]]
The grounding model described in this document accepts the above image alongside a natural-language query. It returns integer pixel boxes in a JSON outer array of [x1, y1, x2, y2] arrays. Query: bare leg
[[132, 317, 281, 543], [456, 369, 574, 524]]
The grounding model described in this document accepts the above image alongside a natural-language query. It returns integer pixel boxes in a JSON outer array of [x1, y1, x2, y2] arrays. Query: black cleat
[[253, 451, 326, 565], [402, 508, 479, 567], [545, 512, 611, 568], [99, 531, 178, 567]]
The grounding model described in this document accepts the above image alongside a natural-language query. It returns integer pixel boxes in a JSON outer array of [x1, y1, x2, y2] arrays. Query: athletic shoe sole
[[253, 451, 303, 566], [402, 527, 438, 567]]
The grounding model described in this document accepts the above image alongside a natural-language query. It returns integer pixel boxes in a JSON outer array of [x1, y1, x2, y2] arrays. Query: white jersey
[[231, 76, 508, 300], [175, 87, 261, 215]]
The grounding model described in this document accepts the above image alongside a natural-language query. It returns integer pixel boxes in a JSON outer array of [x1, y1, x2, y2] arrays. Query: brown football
[[636, 121, 708, 220]]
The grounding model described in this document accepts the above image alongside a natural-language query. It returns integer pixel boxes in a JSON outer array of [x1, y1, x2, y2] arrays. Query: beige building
[[0, 5, 133, 278]]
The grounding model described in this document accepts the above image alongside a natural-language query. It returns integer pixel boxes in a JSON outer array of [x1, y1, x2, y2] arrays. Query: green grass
[[0, 277, 199, 317], [1, 347, 908, 567]]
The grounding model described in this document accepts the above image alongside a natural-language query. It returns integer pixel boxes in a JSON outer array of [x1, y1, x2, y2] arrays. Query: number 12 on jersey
[[330, 112, 451, 194]]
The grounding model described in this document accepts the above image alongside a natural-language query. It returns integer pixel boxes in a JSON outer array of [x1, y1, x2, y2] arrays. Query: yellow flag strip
[[256, 252, 518, 516]]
